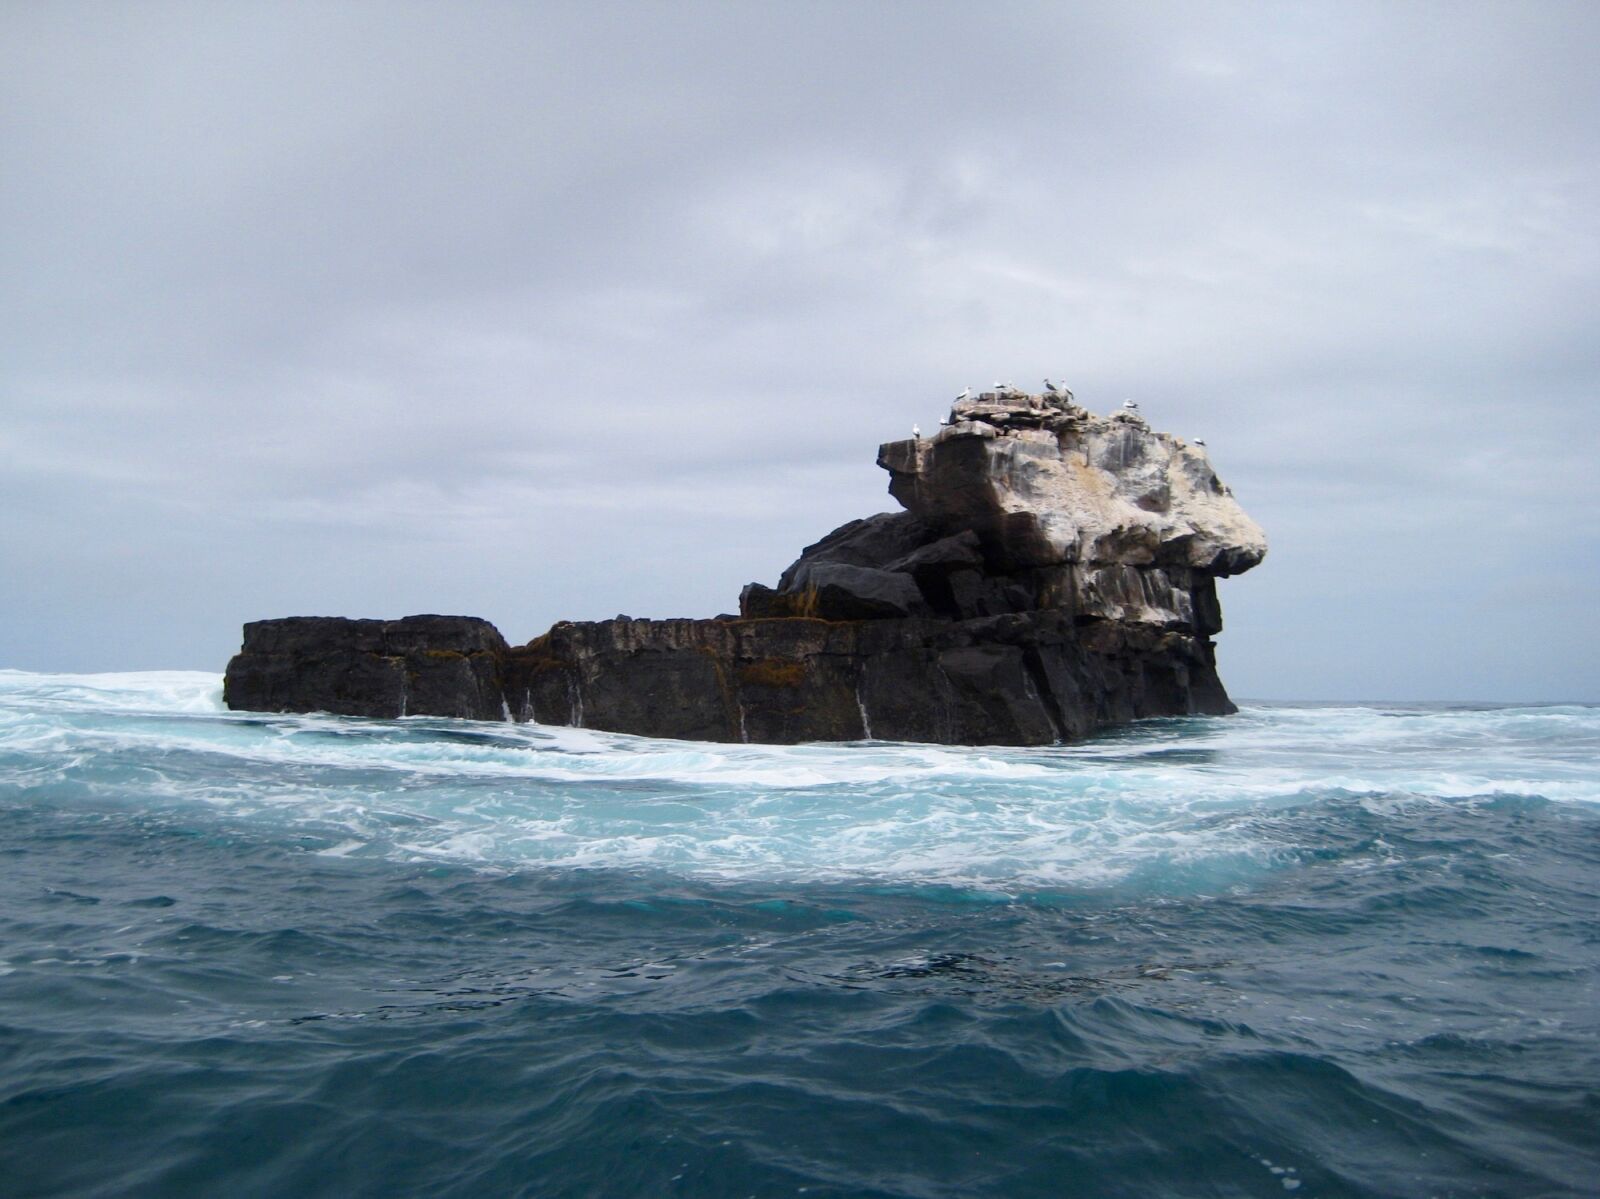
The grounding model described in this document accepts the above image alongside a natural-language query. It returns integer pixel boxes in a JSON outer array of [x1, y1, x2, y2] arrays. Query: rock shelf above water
[[224, 389, 1266, 744]]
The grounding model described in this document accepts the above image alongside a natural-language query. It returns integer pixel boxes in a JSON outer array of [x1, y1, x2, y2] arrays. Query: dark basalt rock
[[775, 512, 933, 591], [801, 563, 928, 620], [223, 615, 509, 721], [222, 390, 1265, 743], [499, 609, 1232, 745]]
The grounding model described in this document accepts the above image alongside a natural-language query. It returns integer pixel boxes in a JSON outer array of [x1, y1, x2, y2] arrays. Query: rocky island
[[223, 388, 1265, 744]]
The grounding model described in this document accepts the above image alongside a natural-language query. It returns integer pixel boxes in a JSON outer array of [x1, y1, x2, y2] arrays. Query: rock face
[[500, 609, 1230, 745], [224, 389, 1265, 744], [223, 616, 510, 721]]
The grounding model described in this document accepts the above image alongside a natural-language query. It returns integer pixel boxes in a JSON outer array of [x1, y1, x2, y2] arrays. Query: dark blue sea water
[[1, 671, 1596, 1198]]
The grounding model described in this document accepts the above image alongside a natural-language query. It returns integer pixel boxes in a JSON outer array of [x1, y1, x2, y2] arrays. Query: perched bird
[[938, 417, 949, 426], [1122, 398, 1139, 410], [912, 423, 921, 438], [956, 387, 971, 401], [993, 380, 1005, 392], [1194, 438, 1206, 447], [1043, 378, 1058, 393]]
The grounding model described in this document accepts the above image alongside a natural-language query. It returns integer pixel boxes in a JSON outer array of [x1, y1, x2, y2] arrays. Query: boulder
[[776, 512, 934, 591], [802, 563, 928, 620]]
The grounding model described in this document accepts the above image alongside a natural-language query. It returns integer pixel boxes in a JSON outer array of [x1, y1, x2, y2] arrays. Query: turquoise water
[[2, 671, 1596, 1197]]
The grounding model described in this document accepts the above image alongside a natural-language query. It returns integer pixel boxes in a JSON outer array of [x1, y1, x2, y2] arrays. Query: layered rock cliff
[[224, 389, 1265, 744]]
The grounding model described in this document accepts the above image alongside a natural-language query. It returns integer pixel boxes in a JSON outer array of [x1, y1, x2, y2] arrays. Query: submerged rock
[[224, 390, 1265, 744]]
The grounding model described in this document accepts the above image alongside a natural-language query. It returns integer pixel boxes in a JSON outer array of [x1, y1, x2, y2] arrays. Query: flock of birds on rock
[[949, 379, 1076, 403], [917, 380, 1206, 448]]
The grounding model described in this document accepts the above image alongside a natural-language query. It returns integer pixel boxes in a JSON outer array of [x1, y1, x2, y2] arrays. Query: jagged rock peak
[[748, 388, 1266, 630], [882, 390, 1267, 578], [941, 386, 1086, 433]]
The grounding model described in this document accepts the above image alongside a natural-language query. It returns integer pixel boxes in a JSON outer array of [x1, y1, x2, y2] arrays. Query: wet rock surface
[[223, 615, 510, 721], [224, 390, 1265, 744], [495, 609, 1232, 745]]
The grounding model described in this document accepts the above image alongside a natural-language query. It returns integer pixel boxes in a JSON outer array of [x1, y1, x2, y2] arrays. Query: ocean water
[[1, 671, 1596, 1199]]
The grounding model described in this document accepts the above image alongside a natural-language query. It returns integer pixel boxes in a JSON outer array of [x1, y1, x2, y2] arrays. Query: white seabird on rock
[[1043, 378, 1058, 393], [912, 423, 921, 438], [1122, 399, 1139, 411], [956, 387, 971, 401]]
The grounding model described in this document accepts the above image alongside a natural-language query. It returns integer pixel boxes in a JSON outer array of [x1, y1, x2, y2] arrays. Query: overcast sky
[[3, 1, 1597, 701]]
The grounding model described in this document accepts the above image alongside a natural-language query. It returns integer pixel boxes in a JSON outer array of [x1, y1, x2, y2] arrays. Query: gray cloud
[[3, 0, 1597, 699]]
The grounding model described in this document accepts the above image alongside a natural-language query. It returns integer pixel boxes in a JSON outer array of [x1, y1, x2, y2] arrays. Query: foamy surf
[[3, 671, 1597, 1198], [1, 670, 1595, 891]]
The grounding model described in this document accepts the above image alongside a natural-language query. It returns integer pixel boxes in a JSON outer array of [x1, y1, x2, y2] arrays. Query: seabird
[[1122, 398, 1139, 410], [1043, 378, 1058, 393], [956, 387, 971, 401], [1194, 438, 1206, 447], [912, 423, 921, 438]]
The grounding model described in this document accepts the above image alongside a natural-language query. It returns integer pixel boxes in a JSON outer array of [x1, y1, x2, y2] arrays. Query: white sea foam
[[0, 669, 224, 714], [1, 671, 1595, 891]]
